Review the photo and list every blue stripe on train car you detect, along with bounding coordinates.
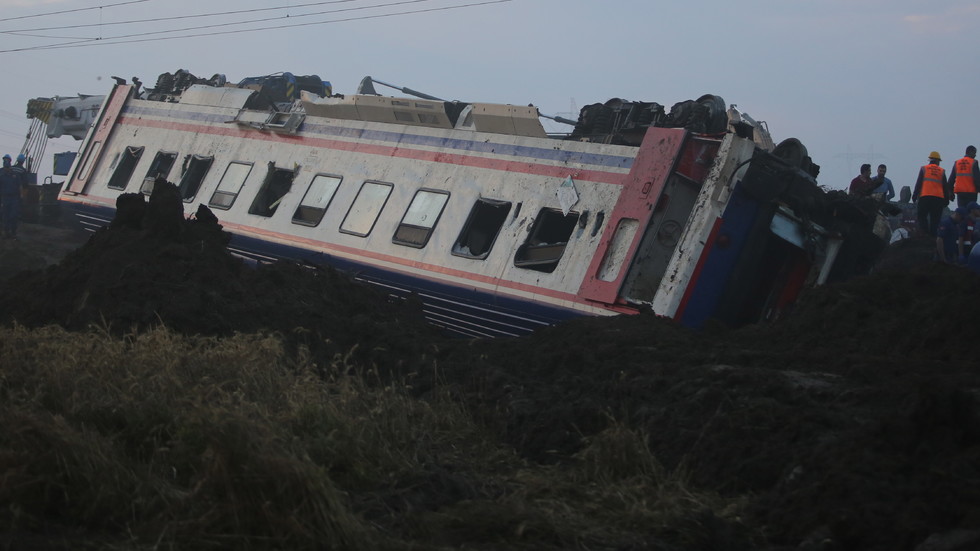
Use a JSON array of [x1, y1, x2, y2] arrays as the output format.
[[226, 232, 586, 338], [122, 105, 636, 169]]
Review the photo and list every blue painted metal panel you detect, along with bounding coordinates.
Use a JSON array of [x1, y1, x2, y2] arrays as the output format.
[[678, 185, 761, 328], [225, 232, 584, 338]]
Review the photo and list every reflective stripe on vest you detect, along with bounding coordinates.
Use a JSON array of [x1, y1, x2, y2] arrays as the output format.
[[954, 157, 977, 193], [921, 164, 946, 198]]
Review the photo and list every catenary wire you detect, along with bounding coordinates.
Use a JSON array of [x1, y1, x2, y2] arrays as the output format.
[[0, 0, 511, 53], [2, 0, 151, 23], [2, 0, 385, 33], [5, 0, 433, 40]]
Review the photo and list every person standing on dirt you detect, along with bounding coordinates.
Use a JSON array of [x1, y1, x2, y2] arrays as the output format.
[[949, 146, 980, 208], [912, 151, 950, 237], [869, 164, 895, 201], [849, 164, 874, 196], [966, 202, 980, 253], [0, 154, 25, 239], [936, 207, 968, 264], [967, 202, 980, 271]]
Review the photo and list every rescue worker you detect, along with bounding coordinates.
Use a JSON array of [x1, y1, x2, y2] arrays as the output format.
[[967, 201, 980, 252], [961, 202, 977, 262], [968, 202, 980, 272], [935, 206, 968, 264], [12, 154, 28, 187], [0, 154, 25, 239], [949, 146, 980, 208], [912, 151, 951, 237]]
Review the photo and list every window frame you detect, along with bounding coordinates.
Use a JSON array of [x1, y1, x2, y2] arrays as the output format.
[[339, 180, 393, 237], [292, 173, 343, 227], [451, 197, 512, 260], [140, 150, 179, 194], [208, 161, 253, 210], [106, 145, 145, 190], [177, 154, 215, 202], [513, 207, 580, 273], [392, 188, 450, 249], [248, 163, 296, 218]]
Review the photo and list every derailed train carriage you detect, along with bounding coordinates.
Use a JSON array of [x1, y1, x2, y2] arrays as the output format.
[[58, 70, 887, 337]]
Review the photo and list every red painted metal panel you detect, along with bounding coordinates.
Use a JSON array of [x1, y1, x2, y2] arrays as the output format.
[[65, 85, 133, 194], [674, 137, 721, 184], [577, 127, 687, 304]]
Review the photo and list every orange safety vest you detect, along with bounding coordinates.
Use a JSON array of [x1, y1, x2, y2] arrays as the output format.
[[953, 156, 977, 193], [920, 163, 946, 198]]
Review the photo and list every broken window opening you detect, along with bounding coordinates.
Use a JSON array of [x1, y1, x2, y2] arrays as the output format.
[[177, 155, 214, 201], [340, 181, 392, 237], [249, 163, 296, 218], [452, 198, 511, 259], [292, 173, 342, 227], [140, 151, 178, 194], [208, 161, 253, 210], [393, 189, 449, 248], [107, 145, 144, 190], [514, 207, 580, 273]]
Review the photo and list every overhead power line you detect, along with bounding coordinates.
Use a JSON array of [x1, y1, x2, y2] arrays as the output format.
[[0, 0, 511, 53], [0, 0, 512, 53], [2, 0, 372, 33], [7, 0, 433, 40], [2, 0, 151, 23]]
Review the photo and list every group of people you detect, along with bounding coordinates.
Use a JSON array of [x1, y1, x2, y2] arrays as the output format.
[[936, 202, 980, 265], [848, 145, 980, 266], [848, 162, 896, 202], [0, 153, 29, 239], [911, 146, 980, 266]]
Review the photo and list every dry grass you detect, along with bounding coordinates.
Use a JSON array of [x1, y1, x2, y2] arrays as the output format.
[[0, 324, 752, 550]]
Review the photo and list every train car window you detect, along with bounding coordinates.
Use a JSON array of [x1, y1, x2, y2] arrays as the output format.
[[514, 207, 579, 273], [340, 181, 392, 237], [392, 189, 449, 248], [140, 151, 178, 194], [248, 163, 296, 217], [208, 161, 253, 210], [106, 146, 144, 190], [292, 174, 342, 227], [177, 155, 214, 201], [451, 198, 511, 259]]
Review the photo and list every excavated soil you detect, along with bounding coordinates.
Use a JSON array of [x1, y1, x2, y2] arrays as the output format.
[[1, 184, 979, 550]]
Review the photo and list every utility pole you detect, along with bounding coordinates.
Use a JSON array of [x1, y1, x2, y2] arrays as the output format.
[[836, 144, 887, 169], [555, 98, 578, 122]]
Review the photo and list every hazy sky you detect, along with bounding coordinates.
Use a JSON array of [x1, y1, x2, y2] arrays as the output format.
[[0, 0, 977, 193]]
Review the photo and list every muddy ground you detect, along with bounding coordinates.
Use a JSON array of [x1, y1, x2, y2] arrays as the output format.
[[1, 187, 978, 551]]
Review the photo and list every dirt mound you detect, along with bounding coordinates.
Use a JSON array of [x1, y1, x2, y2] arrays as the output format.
[[0, 183, 440, 373], [2, 183, 979, 550], [429, 292, 980, 549]]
